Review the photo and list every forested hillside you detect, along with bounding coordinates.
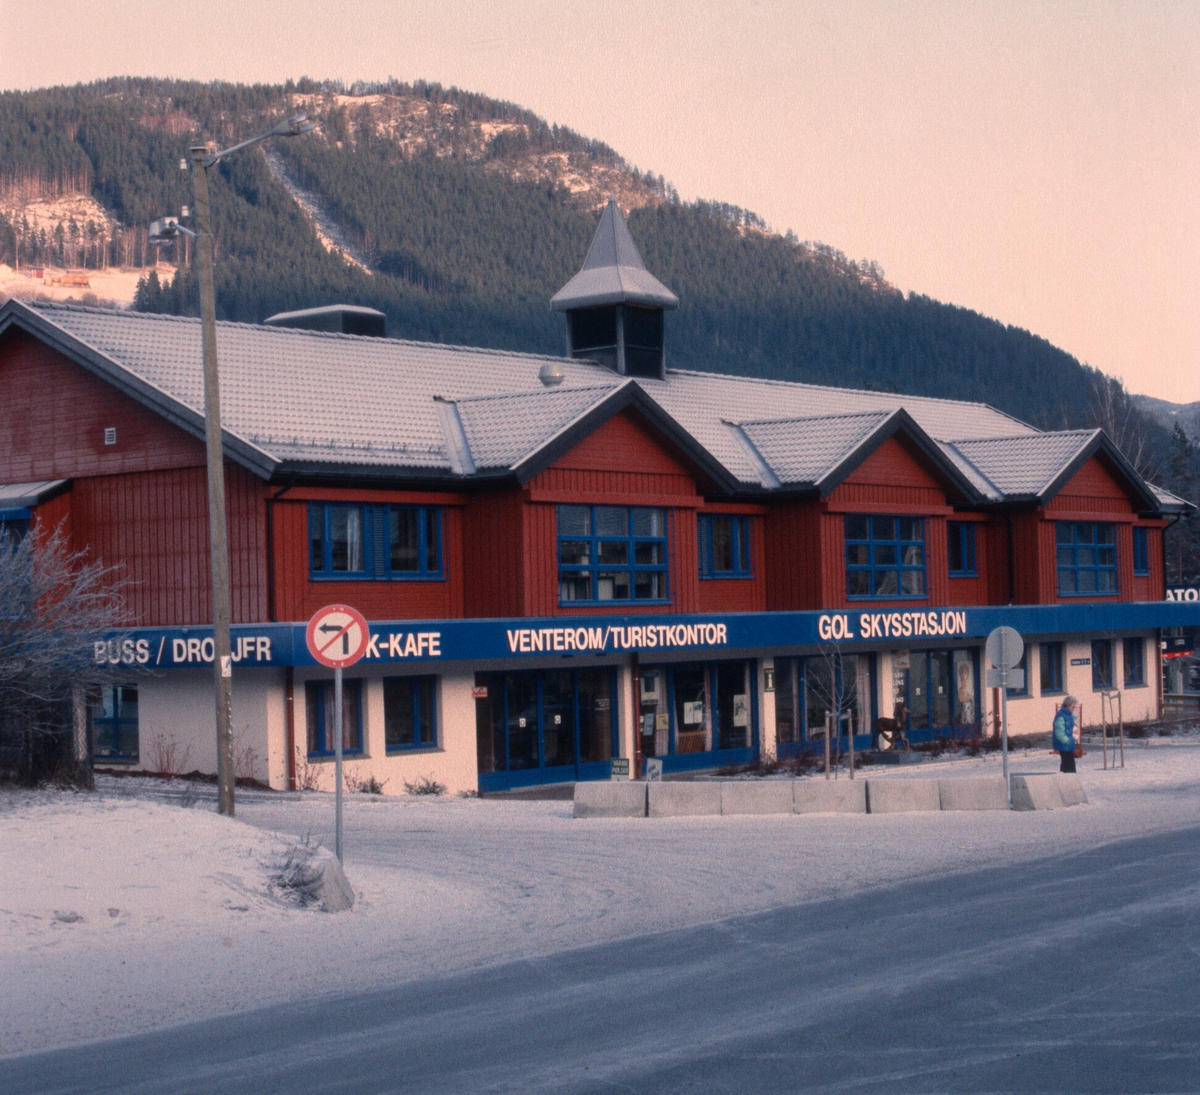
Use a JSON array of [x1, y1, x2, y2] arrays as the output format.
[[1, 77, 1197, 579]]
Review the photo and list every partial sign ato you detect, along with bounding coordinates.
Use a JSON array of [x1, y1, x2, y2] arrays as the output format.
[[305, 604, 370, 669]]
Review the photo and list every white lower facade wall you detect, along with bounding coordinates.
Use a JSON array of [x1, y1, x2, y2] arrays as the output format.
[[290, 665, 478, 796], [116, 630, 1159, 793], [999, 633, 1159, 735], [127, 668, 283, 785]]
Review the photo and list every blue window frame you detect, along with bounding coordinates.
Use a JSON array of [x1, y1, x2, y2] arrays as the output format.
[[306, 679, 363, 756], [0, 507, 29, 550], [92, 684, 139, 762], [384, 676, 438, 751], [845, 515, 926, 598], [698, 514, 752, 578], [309, 503, 442, 580], [557, 505, 668, 604], [1057, 522, 1117, 595], [947, 521, 977, 577], [1132, 526, 1149, 576], [1091, 640, 1113, 690], [1123, 638, 1145, 686], [1039, 642, 1064, 694]]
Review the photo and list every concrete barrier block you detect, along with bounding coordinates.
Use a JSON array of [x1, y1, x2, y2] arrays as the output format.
[[573, 780, 647, 819], [866, 778, 941, 814], [938, 777, 1010, 811], [1010, 774, 1065, 811], [1056, 773, 1088, 807], [647, 781, 722, 817], [792, 779, 867, 814], [721, 780, 793, 816]]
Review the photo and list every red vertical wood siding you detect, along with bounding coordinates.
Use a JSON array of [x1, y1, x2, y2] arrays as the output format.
[[68, 463, 266, 626], [1130, 524, 1165, 601], [0, 330, 206, 481], [462, 488, 526, 618], [764, 502, 824, 610], [272, 494, 465, 622]]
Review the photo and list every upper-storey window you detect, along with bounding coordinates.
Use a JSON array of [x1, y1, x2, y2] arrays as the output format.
[[1132, 526, 1150, 576], [845, 515, 926, 599], [698, 514, 752, 578], [558, 505, 668, 604], [1056, 522, 1116, 595], [947, 521, 977, 577], [309, 503, 442, 580]]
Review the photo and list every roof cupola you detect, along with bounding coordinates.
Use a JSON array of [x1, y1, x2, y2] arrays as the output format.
[[551, 197, 678, 380]]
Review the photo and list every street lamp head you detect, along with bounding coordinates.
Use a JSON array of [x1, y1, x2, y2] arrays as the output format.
[[148, 217, 180, 244], [271, 113, 316, 138]]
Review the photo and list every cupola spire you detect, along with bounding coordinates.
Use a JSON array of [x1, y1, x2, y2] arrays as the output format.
[[551, 196, 677, 379]]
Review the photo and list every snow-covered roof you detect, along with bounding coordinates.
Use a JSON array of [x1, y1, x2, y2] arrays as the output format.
[[0, 298, 1182, 512]]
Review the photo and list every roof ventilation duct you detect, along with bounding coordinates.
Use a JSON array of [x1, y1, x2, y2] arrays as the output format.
[[264, 304, 387, 338]]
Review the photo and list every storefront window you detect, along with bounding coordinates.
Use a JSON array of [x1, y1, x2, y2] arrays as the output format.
[[474, 669, 616, 784], [639, 661, 756, 763], [92, 684, 139, 762], [1123, 638, 1145, 686], [306, 679, 363, 756], [1092, 640, 1114, 690], [1039, 642, 1064, 694], [901, 649, 978, 736], [774, 655, 874, 751], [384, 676, 437, 750]]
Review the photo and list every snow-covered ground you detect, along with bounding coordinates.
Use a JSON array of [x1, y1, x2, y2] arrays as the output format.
[[3, 743, 1199, 1060]]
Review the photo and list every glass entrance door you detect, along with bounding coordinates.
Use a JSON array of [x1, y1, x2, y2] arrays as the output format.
[[903, 648, 980, 742], [475, 668, 617, 791]]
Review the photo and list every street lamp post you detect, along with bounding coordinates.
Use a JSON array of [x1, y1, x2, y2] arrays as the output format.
[[153, 114, 314, 816]]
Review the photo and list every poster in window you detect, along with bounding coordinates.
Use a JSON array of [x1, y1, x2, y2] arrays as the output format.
[[683, 701, 704, 725], [732, 694, 749, 727]]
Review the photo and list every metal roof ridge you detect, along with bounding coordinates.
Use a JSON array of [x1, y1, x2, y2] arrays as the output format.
[[721, 421, 782, 489], [948, 429, 1092, 446], [27, 300, 587, 363], [734, 408, 894, 428], [452, 382, 621, 406], [662, 366, 1039, 425]]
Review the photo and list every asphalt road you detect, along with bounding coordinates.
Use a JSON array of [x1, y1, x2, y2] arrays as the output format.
[[5, 824, 1199, 1094]]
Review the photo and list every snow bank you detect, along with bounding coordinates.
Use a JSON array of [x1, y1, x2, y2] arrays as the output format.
[[3, 744, 1199, 1059]]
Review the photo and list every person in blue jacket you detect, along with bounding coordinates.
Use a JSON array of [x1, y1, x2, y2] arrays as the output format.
[[1053, 696, 1079, 773]]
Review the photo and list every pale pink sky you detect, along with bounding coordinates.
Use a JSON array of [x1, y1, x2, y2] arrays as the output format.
[[4, 0, 1197, 401]]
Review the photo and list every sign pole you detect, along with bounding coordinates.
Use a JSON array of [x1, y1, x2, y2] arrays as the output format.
[[334, 665, 344, 864], [1000, 666, 1010, 797], [305, 603, 368, 867]]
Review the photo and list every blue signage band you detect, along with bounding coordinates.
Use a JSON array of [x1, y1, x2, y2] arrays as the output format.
[[93, 601, 1198, 670]]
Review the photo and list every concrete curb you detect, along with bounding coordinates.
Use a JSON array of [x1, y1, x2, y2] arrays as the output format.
[[1010, 773, 1088, 811], [648, 781, 722, 817], [866, 778, 941, 814], [573, 781, 648, 818], [938, 777, 1010, 811], [574, 771, 1093, 818], [793, 780, 868, 814], [722, 780, 793, 815]]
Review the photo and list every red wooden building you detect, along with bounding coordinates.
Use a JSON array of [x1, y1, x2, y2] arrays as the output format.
[[0, 199, 1189, 792]]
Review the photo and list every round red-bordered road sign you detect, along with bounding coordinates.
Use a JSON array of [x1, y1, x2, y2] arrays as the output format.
[[305, 604, 370, 668]]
